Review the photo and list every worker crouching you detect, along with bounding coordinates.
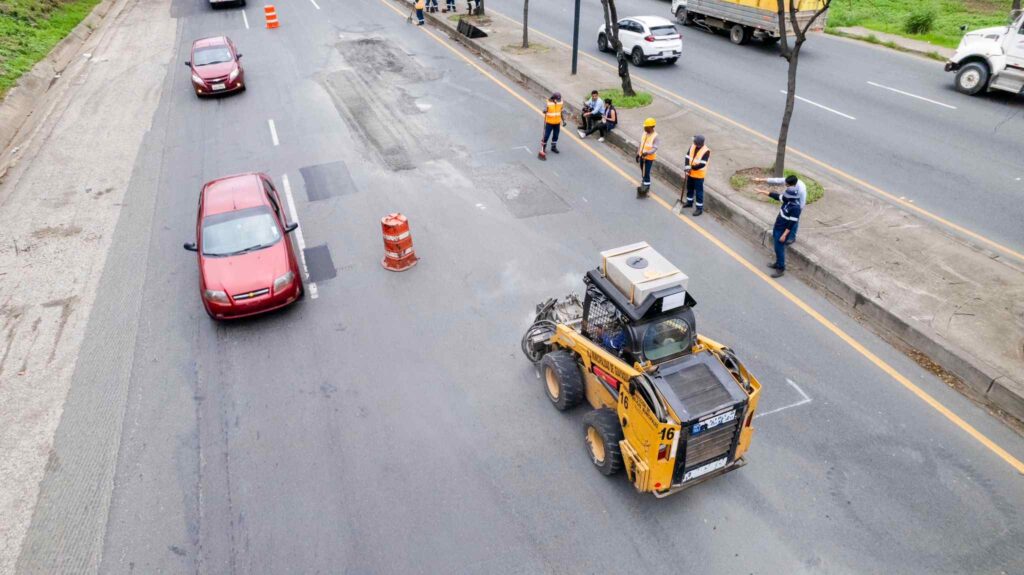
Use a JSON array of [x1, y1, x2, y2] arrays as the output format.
[[636, 118, 658, 198]]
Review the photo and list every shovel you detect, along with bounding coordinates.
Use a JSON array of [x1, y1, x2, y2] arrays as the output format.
[[406, 6, 415, 22], [673, 172, 689, 214]]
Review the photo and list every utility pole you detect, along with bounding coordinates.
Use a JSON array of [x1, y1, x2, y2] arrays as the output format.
[[571, 0, 581, 74]]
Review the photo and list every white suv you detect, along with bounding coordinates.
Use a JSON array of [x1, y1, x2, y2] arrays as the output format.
[[598, 16, 682, 66]]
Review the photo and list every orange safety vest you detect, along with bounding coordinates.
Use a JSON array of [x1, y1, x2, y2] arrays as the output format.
[[687, 144, 709, 179], [415, 0, 425, 8], [640, 130, 658, 161], [544, 100, 563, 125]]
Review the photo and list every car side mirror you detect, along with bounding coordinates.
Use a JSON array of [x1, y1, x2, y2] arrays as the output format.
[[284, 223, 298, 233], [184, 60, 191, 67], [183, 242, 198, 252], [236, 53, 243, 59]]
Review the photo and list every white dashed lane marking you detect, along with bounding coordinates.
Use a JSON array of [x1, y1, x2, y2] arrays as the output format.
[[780, 90, 856, 120], [867, 81, 957, 110], [268, 119, 279, 146]]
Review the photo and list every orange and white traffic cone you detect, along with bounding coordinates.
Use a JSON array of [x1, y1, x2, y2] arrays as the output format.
[[381, 213, 419, 271], [264, 5, 280, 28]]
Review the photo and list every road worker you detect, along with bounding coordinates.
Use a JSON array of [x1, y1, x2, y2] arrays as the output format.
[[757, 183, 802, 278], [538, 92, 567, 161], [415, 0, 425, 25], [636, 118, 658, 197], [442, 0, 456, 12], [683, 134, 710, 216]]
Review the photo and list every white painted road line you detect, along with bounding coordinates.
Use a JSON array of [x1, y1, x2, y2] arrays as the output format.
[[281, 174, 318, 300], [867, 81, 957, 110], [309, 0, 321, 9], [780, 90, 856, 120], [241, 9, 249, 29], [756, 378, 813, 419], [268, 119, 279, 146]]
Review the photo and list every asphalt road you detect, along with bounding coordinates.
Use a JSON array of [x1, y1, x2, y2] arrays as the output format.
[[15, 0, 1024, 573], [487, 0, 1024, 255]]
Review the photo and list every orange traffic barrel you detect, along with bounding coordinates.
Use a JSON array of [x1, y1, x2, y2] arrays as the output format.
[[381, 213, 418, 271], [265, 5, 280, 28]]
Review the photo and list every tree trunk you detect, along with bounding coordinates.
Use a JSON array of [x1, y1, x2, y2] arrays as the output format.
[[774, 43, 800, 177], [773, 0, 829, 176], [1014, 0, 1021, 12], [601, 0, 635, 97], [522, 0, 529, 48]]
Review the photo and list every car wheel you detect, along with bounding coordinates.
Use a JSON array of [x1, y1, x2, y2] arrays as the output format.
[[540, 350, 585, 412], [954, 62, 989, 95], [729, 24, 750, 45], [675, 6, 688, 25], [665, 57, 678, 65], [631, 47, 645, 67], [583, 408, 624, 476], [598, 33, 609, 53]]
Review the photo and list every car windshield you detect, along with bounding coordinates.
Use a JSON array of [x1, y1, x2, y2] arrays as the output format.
[[651, 25, 678, 38], [202, 206, 281, 257], [193, 46, 233, 66], [642, 317, 690, 362]]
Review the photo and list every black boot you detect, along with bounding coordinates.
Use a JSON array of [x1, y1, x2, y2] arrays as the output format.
[[683, 201, 693, 208], [771, 268, 785, 278], [692, 206, 703, 216], [551, 144, 560, 154]]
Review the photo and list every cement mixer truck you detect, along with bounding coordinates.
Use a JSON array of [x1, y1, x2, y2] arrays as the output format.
[[944, 10, 1024, 96]]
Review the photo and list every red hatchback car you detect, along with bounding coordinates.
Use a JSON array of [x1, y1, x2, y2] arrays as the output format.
[[186, 36, 245, 97], [184, 173, 303, 319]]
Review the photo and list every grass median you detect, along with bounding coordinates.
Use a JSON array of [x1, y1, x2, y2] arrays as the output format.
[[0, 0, 102, 97], [828, 0, 1012, 49]]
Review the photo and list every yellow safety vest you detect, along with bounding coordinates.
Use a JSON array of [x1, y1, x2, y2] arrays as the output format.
[[415, 0, 425, 8], [687, 144, 709, 179], [545, 101, 563, 125], [640, 130, 658, 161]]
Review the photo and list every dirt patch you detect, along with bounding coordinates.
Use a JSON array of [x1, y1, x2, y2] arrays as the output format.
[[962, 0, 1011, 15], [31, 224, 82, 239], [501, 43, 551, 55], [730, 166, 824, 204]]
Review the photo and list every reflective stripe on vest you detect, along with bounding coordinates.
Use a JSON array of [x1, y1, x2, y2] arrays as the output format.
[[640, 131, 658, 160], [687, 144, 709, 179], [545, 101, 563, 125]]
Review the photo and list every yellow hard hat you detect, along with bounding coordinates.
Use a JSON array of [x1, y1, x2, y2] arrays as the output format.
[[643, 117, 656, 128]]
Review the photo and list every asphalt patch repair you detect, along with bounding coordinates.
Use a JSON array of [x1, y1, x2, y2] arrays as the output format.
[[304, 244, 337, 283]]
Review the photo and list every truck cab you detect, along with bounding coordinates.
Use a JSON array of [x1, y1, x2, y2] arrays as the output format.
[[945, 10, 1024, 96]]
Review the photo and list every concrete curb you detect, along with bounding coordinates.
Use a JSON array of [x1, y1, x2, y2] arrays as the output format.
[[0, 0, 120, 182], [419, 5, 1023, 424]]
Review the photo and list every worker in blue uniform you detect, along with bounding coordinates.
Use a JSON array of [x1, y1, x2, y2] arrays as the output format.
[[757, 182, 802, 278]]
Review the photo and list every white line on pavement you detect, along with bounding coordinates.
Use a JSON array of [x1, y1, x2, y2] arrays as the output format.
[[309, 0, 321, 9], [281, 174, 318, 300], [867, 81, 957, 110], [780, 90, 856, 120], [756, 378, 813, 419], [241, 9, 249, 29], [268, 119, 279, 146]]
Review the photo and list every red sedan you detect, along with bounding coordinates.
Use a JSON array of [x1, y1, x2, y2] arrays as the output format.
[[184, 173, 303, 320], [186, 36, 245, 97]]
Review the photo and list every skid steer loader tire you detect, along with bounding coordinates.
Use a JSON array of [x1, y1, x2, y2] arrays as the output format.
[[540, 351, 584, 411], [583, 409, 624, 476]]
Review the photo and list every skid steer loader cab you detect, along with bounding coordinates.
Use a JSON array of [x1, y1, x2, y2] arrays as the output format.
[[523, 243, 762, 497]]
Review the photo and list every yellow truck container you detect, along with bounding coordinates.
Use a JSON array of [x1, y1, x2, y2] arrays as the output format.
[[670, 0, 829, 45]]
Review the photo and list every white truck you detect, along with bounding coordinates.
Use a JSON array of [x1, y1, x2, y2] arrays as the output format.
[[670, 0, 828, 45], [945, 11, 1024, 96]]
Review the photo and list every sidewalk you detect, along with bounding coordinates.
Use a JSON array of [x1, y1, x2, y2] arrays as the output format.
[[831, 26, 956, 60], [417, 5, 1024, 424]]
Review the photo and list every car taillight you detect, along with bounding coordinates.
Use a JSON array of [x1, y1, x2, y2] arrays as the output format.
[[644, 35, 655, 42]]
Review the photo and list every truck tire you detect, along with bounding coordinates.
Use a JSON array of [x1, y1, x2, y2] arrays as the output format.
[[729, 24, 750, 45], [631, 47, 646, 67], [675, 6, 688, 26], [955, 62, 989, 95], [598, 33, 609, 53], [540, 351, 584, 411], [583, 409, 624, 476]]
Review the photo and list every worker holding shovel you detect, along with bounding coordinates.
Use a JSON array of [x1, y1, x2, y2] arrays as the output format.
[[636, 118, 658, 198]]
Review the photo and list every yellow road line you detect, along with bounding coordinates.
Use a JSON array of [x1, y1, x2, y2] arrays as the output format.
[[376, 0, 1024, 474], [486, 8, 1024, 264]]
